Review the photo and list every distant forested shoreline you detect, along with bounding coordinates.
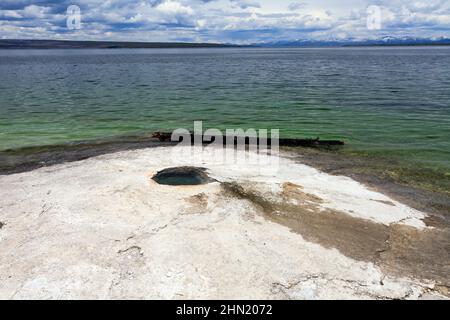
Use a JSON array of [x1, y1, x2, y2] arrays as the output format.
[[0, 39, 238, 49]]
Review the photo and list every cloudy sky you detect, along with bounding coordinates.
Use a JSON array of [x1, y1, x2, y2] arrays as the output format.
[[1, 0, 449, 43]]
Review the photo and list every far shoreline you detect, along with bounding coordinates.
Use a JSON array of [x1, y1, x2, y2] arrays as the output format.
[[0, 39, 246, 50], [1, 39, 450, 50]]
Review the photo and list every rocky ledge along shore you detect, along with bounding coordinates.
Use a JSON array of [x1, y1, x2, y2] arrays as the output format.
[[0, 146, 448, 299]]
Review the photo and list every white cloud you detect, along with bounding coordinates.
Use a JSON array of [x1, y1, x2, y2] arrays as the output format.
[[22, 5, 52, 18], [288, 2, 305, 11], [230, 0, 261, 9], [156, 1, 194, 15], [0, 10, 23, 19]]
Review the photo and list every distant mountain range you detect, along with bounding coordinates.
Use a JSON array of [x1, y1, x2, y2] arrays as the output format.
[[258, 37, 450, 47], [1, 37, 450, 49]]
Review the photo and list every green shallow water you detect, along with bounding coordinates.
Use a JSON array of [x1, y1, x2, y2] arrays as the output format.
[[0, 47, 449, 180]]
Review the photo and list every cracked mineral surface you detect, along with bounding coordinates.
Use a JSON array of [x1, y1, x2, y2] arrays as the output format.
[[0, 146, 448, 299]]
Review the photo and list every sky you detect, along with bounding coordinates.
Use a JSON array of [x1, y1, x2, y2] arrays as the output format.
[[0, 0, 449, 43]]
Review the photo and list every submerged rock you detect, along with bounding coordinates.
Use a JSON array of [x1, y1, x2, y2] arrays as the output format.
[[152, 167, 215, 186]]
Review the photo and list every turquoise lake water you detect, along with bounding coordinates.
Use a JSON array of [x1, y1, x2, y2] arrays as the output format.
[[0, 47, 449, 174]]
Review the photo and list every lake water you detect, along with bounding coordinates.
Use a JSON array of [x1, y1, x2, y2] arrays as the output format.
[[0, 47, 449, 177]]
